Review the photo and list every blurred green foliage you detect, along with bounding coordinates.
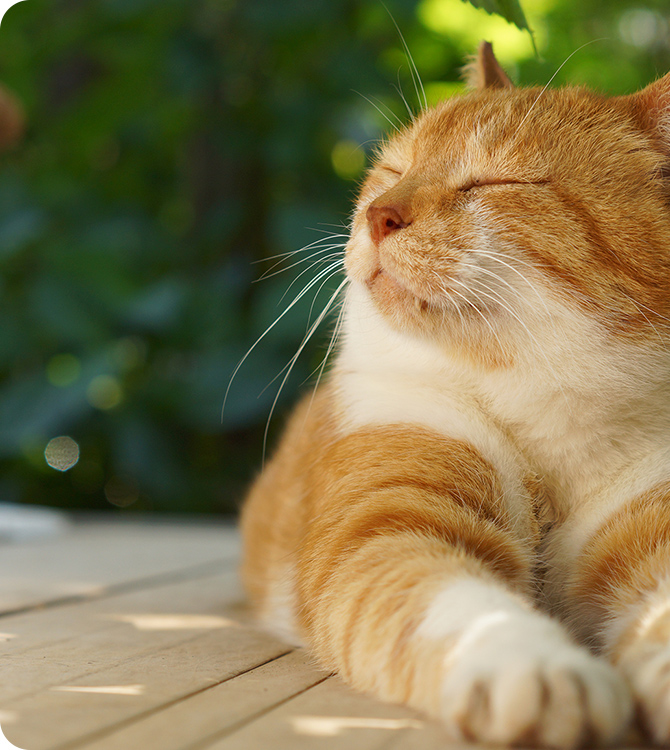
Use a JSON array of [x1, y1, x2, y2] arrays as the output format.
[[0, 0, 667, 515], [467, 1, 534, 39]]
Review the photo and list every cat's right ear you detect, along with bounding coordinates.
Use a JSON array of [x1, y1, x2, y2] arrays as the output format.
[[462, 41, 514, 91]]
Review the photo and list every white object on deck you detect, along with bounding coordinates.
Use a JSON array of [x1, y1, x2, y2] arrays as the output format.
[[0, 503, 70, 543]]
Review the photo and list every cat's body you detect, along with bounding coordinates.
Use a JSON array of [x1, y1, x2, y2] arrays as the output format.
[[241, 44, 670, 747]]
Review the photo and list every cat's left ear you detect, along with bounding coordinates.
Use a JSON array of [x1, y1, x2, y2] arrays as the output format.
[[463, 41, 515, 91]]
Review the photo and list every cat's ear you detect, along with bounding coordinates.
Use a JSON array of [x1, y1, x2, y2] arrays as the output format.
[[463, 41, 514, 91], [631, 73, 670, 138]]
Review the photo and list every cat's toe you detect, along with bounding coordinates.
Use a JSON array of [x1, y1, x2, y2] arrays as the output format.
[[440, 632, 632, 748], [539, 663, 632, 748], [620, 646, 670, 743]]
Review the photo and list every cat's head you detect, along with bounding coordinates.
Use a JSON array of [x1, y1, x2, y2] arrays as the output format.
[[344, 42, 670, 367]]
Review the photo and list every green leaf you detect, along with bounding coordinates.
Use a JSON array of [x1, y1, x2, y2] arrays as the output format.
[[463, 0, 536, 53]]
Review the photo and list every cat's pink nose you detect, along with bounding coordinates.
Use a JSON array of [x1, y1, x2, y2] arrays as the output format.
[[366, 203, 411, 246]]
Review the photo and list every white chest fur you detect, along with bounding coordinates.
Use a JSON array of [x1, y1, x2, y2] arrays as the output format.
[[334, 283, 670, 518]]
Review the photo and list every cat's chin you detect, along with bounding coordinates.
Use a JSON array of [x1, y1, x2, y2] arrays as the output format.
[[364, 269, 512, 367]]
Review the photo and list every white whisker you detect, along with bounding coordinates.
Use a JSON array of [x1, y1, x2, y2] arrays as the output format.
[[278, 254, 345, 306], [262, 277, 349, 461], [353, 90, 404, 133], [257, 266, 345, 399], [471, 248, 551, 314], [461, 277, 547, 354], [384, 4, 427, 111], [302, 292, 349, 427], [393, 75, 415, 122], [512, 39, 608, 140], [436, 275, 468, 339], [440, 281, 508, 356], [256, 233, 347, 262], [312, 223, 350, 233], [621, 292, 669, 351], [305, 262, 346, 329], [459, 261, 528, 306], [222, 261, 345, 422], [259, 247, 344, 283], [623, 295, 670, 324], [452, 275, 573, 411]]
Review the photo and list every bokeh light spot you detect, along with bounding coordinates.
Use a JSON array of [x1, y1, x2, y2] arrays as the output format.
[[110, 337, 146, 372], [45, 436, 80, 472], [104, 476, 139, 507], [331, 140, 366, 180], [619, 9, 667, 48], [87, 375, 123, 410], [47, 354, 81, 387]]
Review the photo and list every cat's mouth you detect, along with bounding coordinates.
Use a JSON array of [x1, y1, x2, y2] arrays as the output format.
[[365, 258, 496, 323], [365, 264, 430, 313]]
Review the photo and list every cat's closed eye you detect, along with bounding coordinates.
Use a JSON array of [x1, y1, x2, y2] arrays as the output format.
[[380, 165, 403, 177], [459, 177, 550, 191]]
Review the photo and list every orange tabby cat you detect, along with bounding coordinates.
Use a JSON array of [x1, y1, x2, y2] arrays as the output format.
[[240, 42, 670, 747]]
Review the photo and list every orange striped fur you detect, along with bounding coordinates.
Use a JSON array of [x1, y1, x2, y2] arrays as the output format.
[[241, 43, 670, 747]]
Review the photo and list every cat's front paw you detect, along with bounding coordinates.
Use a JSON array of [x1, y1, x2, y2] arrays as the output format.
[[619, 644, 670, 743], [436, 614, 632, 749]]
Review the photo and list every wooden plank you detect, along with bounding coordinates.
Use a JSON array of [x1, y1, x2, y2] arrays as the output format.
[[380, 723, 457, 750], [0, 520, 239, 615], [3, 604, 294, 749], [64, 649, 329, 750], [0, 519, 459, 750], [203, 675, 436, 750], [0, 519, 652, 750], [0, 570, 246, 701], [0, 563, 242, 651], [0, 571, 244, 663]]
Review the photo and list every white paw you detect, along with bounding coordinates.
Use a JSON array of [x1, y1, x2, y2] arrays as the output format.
[[440, 617, 631, 748], [620, 644, 670, 743], [420, 582, 632, 749]]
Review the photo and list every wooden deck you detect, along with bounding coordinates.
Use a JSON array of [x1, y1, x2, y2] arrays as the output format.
[[0, 516, 452, 750]]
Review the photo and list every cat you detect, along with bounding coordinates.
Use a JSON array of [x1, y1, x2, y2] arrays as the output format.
[[239, 41, 670, 748]]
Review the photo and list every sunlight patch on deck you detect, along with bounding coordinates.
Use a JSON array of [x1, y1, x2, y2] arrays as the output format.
[[108, 614, 238, 630], [51, 685, 145, 696], [290, 715, 424, 737]]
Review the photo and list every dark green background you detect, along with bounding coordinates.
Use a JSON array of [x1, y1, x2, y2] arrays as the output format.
[[1, 0, 668, 515]]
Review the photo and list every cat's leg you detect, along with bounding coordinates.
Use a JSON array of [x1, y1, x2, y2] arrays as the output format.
[[295, 425, 631, 749], [566, 484, 670, 743]]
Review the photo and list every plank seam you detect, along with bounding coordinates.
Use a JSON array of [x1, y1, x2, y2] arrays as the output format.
[[51, 649, 299, 750], [185, 675, 334, 750], [0, 558, 235, 620]]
